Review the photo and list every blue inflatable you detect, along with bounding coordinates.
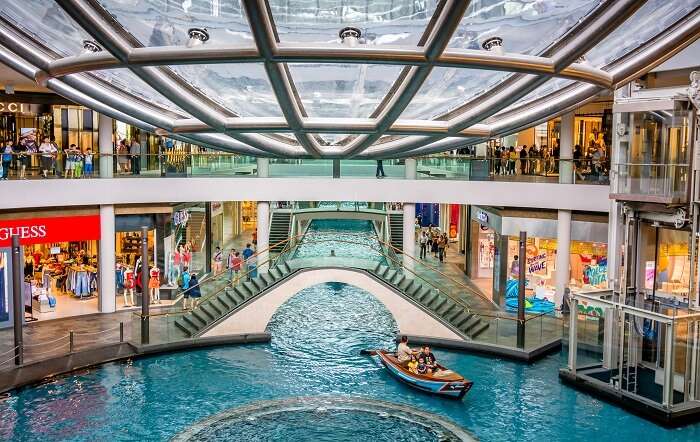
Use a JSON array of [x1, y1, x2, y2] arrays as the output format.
[[503, 279, 555, 314]]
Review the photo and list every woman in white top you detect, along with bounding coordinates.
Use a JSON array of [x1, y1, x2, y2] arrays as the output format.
[[38, 136, 57, 178]]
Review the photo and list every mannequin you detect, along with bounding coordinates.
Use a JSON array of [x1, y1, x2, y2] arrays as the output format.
[[149, 266, 161, 304], [123, 266, 135, 307], [168, 252, 179, 286]]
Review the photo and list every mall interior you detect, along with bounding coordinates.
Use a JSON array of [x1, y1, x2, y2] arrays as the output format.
[[1, 1, 700, 441]]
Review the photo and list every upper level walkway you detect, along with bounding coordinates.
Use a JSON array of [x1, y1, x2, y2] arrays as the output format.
[[1, 154, 610, 212]]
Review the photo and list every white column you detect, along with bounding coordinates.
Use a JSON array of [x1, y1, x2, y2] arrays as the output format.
[[404, 158, 416, 180], [403, 202, 416, 278], [403, 158, 417, 276], [99, 205, 116, 313], [257, 158, 270, 272], [139, 131, 148, 170], [98, 113, 113, 178], [559, 111, 574, 184], [555, 209, 571, 310]]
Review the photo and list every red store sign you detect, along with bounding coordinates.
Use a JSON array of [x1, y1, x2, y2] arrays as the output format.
[[0, 215, 101, 247]]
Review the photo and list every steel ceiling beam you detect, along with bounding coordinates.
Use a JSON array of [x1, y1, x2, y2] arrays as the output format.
[[46, 43, 612, 88], [367, 0, 649, 158], [56, 0, 300, 158], [370, 6, 700, 160], [339, 0, 471, 158], [242, 0, 322, 158]]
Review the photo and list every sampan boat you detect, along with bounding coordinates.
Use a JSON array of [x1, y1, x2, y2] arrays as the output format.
[[368, 350, 473, 399]]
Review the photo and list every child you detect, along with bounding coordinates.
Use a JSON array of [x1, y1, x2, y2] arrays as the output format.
[[83, 148, 93, 177], [417, 357, 428, 375], [407, 354, 418, 374]]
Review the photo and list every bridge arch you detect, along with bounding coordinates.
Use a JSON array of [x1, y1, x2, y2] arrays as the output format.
[[202, 268, 463, 341]]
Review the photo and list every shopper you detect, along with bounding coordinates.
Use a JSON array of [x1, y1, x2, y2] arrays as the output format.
[[375, 159, 386, 178], [180, 266, 192, 309], [83, 148, 94, 178], [438, 234, 447, 263], [188, 273, 202, 308], [419, 231, 428, 259], [117, 139, 129, 174], [38, 136, 57, 178], [15, 138, 29, 179], [519, 145, 528, 175], [213, 246, 223, 275], [508, 146, 517, 175], [130, 137, 141, 175], [64, 144, 78, 179], [1, 140, 13, 180]]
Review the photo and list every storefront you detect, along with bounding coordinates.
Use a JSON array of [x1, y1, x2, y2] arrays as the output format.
[[638, 222, 691, 306], [466, 207, 608, 305], [0, 212, 101, 324]]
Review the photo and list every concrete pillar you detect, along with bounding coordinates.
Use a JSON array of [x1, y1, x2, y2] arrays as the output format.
[[99, 205, 116, 313], [555, 209, 572, 309], [403, 202, 416, 278], [405, 158, 416, 180], [403, 158, 417, 276], [98, 113, 113, 178], [559, 111, 574, 184], [139, 131, 148, 170], [257, 158, 270, 272]]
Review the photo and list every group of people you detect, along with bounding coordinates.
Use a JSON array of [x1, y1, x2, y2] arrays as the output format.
[[396, 336, 439, 376], [418, 227, 449, 262], [490, 142, 608, 180], [0, 136, 95, 180], [116, 138, 143, 175], [213, 243, 256, 282]]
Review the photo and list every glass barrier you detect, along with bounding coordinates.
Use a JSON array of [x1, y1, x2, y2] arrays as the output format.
[[613, 163, 689, 201], [0, 152, 607, 184]]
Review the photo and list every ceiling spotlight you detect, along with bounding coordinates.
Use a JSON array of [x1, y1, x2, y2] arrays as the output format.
[[82, 40, 102, 53], [187, 28, 210, 47], [339, 26, 362, 47], [577, 55, 588, 64], [481, 37, 504, 55]]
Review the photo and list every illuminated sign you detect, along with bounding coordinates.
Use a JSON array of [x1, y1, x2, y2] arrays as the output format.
[[0, 215, 101, 247], [0, 102, 28, 113]]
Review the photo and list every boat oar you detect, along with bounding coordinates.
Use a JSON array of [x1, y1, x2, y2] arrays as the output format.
[[360, 349, 379, 356]]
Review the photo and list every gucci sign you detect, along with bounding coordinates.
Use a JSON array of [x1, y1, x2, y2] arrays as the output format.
[[0, 102, 28, 112]]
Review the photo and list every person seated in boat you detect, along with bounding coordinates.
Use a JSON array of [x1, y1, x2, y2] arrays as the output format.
[[416, 357, 429, 375], [419, 346, 438, 373], [407, 354, 418, 374], [396, 335, 415, 366]]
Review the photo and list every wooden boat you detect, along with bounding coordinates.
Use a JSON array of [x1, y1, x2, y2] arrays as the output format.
[[365, 349, 473, 399]]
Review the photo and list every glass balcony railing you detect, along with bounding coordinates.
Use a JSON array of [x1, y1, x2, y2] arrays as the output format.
[[0, 152, 607, 185], [612, 163, 689, 202]]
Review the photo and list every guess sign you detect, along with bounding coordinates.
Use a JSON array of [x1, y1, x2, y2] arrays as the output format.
[[0, 215, 101, 247]]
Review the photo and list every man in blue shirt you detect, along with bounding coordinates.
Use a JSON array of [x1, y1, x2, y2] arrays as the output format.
[[242, 244, 255, 280], [242, 243, 254, 261]]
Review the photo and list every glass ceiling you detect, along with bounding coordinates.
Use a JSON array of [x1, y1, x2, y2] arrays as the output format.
[[0, 0, 697, 158]]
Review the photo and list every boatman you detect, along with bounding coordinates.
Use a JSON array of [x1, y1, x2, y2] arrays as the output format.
[[396, 336, 414, 367]]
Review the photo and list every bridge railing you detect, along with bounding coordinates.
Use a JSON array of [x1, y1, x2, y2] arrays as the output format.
[[131, 233, 563, 350]]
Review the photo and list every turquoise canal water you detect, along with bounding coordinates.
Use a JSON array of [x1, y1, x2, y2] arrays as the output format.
[[292, 219, 387, 264], [1, 282, 699, 441]]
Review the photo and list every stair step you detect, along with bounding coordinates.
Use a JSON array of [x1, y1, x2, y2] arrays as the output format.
[[446, 306, 466, 323], [451, 311, 473, 328], [199, 303, 218, 320], [414, 288, 432, 302], [259, 272, 274, 286], [230, 287, 247, 303], [213, 294, 231, 311], [208, 298, 225, 315], [470, 321, 490, 339], [174, 319, 196, 337], [183, 314, 204, 330], [269, 267, 283, 280], [406, 283, 422, 298], [460, 316, 482, 333], [223, 289, 240, 306], [193, 308, 212, 324], [391, 273, 405, 287], [398, 278, 413, 291], [421, 291, 439, 308], [437, 301, 457, 317], [250, 278, 264, 291], [430, 295, 448, 312], [383, 269, 397, 281]]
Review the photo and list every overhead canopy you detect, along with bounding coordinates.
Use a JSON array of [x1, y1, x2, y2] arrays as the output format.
[[0, 0, 698, 158]]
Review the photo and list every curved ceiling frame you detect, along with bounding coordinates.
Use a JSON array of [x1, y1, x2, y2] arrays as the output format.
[[370, 6, 700, 159], [0, 32, 272, 156], [0, 1, 697, 158], [56, 0, 304, 157]]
